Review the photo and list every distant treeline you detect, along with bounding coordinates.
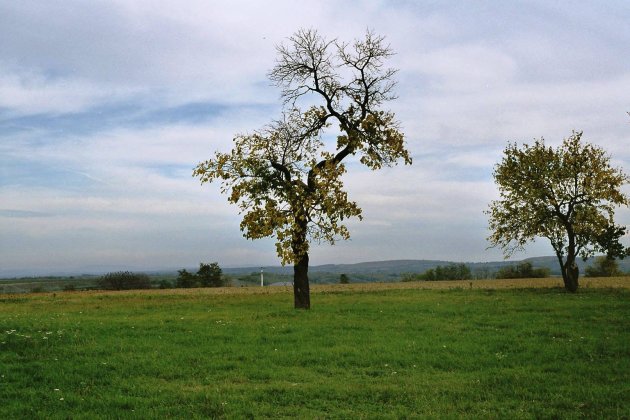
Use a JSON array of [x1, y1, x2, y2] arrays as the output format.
[[402, 263, 473, 281], [2, 257, 627, 294], [402, 261, 549, 282], [494, 262, 549, 279]]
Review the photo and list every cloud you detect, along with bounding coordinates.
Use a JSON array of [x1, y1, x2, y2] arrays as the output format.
[[0, 69, 133, 116], [0, 209, 52, 218], [1, 1, 629, 274]]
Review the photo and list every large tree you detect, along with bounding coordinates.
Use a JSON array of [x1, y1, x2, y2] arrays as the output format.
[[194, 29, 410, 308], [486, 131, 629, 292]]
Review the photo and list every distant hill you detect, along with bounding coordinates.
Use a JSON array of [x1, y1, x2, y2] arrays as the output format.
[[224, 256, 630, 283], [3, 256, 628, 283]]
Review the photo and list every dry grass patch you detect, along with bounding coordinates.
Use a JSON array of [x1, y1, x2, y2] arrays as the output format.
[[316, 276, 630, 292]]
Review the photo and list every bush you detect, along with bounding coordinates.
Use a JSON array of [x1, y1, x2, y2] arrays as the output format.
[[585, 256, 623, 277], [424, 264, 472, 281], [401, 273, 418, 282], [495, 262, 549, 279], [176, 269, 197, 288], [339, 274, 350, 284], [402, 264, 472, 282], [98, 271, 152, 290], [157, 279, 173, 289]]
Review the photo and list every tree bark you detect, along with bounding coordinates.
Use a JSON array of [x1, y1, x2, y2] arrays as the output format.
[[563, 258, 579, 292], [560, 226, 580, 292], [553, 246, 579, 292], [293, 251, 310, 309]]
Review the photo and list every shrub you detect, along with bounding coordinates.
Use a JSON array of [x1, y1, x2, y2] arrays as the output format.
[[425, 264, 472, 281], [402, 264, 472, 282], [401, 273, 418, 282], [176, 269, 197, 288], [157, 279, 173, 289], [98, 271, 152, 290], [495, 262, 549, 279], [585, 256, 623, 277]]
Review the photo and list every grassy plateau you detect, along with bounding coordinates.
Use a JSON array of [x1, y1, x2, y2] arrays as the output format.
[[1, 279, 629, 418]]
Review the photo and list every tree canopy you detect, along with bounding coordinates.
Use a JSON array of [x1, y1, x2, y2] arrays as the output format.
[[194, 29, 410, 308], [486, 131, 629, 291]]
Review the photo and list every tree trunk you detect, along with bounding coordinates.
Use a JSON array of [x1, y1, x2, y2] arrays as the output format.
[[293, 251, 310, 309], [559, 226, 580, 292], [562, 258, 579, 292], [553, 246, 579, 292]]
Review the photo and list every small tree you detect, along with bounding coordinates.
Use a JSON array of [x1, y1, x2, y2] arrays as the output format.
[[585, 256, 623, 277], [339, 274, 350, 284], [176, 263, 227, 288], [197, 262, 224, 287], [487, 131, 629, 292], [176, 269, 197, 288], [195, 29, 410, 308]]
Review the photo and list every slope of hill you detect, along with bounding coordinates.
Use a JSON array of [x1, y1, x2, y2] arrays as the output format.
[[3, 256, 628, 285], [225, 256, 630, 284]]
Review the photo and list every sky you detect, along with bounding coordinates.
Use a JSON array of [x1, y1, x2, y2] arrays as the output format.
[[1, 1, 629, 276]]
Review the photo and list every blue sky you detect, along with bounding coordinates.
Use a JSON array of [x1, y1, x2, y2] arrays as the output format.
[[1, 0, 629, 276]]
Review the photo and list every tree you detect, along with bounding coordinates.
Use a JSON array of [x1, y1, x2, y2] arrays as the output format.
[[486, 131, 629, 292], [197, 262, 224, 287], [176, 269, 197, 288], [195, 29, 411, 308], [585, 256, 623, 277], [339, 274, 350, 284], [176, 262, 227, 288]]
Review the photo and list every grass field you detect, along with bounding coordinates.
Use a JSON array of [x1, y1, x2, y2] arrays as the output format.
[[1, 279, 629, 418]]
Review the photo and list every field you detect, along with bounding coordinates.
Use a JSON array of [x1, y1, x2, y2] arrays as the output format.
[[1, 279, 629, 418]]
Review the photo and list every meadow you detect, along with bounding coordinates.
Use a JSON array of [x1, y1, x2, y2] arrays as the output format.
[[1, 279, 629, 418]]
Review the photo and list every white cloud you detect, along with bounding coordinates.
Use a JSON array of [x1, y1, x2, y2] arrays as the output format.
[[0, 68, 136, 115]]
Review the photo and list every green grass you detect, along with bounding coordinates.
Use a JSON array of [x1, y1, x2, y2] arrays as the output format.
[[1, 287, 629, 418]]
